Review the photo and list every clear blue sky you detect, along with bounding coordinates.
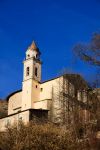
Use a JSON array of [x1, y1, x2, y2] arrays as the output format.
[[0, 0, 100, 98]]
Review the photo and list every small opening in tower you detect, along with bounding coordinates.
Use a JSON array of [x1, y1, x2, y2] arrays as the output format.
[[36, 85, 37, 88], [26, 67, 30, 76], [41, 88, 43, 92], [27, 54, 30, 58], [35, 67, 38, 77]]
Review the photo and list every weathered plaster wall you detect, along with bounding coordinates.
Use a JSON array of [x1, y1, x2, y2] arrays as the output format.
[[0, 110, 29, 131], [8, 91, 22, 115]]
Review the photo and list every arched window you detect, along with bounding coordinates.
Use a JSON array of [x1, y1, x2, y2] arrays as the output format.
[[27, 54, 30, 58], [35, 67, 38, 77], [26, 67, 30, 76], [36, 54, 38, 58]]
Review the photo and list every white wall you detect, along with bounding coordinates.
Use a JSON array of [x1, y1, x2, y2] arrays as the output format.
[[0, 110, 29, 131]]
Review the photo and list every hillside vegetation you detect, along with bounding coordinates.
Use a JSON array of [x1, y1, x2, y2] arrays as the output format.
[[0, 122, 96, 150], [0, 100, 8, 118]]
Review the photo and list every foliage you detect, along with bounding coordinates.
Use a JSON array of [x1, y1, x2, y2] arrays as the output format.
[[0, 121, 96, 150]]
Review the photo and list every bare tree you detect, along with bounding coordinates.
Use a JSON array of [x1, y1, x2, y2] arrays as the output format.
[[0, 121, 84, 150], [51, 72, 99, 147], [73, 33, 100, 112], [73, 33, 100, 88], [73, 33, 100, 66]]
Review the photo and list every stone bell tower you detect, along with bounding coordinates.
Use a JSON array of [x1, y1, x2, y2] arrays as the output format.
[[22, 41, 42, 111]]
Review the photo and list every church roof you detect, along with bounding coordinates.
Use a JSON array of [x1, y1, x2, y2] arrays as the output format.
[[6, 89, 22, 101], [28, 41, 41, 54], [29, 41, 37, 50], [42, 74, 88, 90]]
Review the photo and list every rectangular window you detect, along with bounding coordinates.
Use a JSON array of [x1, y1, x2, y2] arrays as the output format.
[[35, 67, 38, 77], [41, 88, 43, 92], [26, 67, 30, 76]]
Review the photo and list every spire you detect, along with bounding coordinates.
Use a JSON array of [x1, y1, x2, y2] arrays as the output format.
[[28, 41, 41, 55], [28, 41, 37, 50], [27, 41, 41, 56]]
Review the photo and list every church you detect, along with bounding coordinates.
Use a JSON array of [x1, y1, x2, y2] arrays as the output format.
[[0, 42, 97, 131]]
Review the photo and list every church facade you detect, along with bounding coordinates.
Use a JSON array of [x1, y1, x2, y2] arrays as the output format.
[[0, 42, 97, 131]]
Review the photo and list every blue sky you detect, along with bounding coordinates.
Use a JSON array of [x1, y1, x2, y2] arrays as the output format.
[[0, 0, 100, 98]]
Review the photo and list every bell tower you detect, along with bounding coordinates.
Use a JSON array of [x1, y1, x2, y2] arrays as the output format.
[[22, 41, 42, 111]]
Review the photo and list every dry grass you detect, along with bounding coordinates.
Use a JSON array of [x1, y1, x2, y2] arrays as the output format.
[[0, 122, 78, 150], [0, 121, 99, 150]]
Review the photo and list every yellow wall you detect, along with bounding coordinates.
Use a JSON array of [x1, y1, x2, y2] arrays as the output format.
[[40, 77, 64, 101], [22, 79, 40, 111], [8, 91, 22, 115], [22, 79, 32, 110]]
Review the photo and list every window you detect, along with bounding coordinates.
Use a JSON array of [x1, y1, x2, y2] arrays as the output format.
[[27, 54, 30, 58], [35, 67, 38, 77], [36, 85, 37, 88], [26, 67, 30, 76], [41, 88, 43, 92]]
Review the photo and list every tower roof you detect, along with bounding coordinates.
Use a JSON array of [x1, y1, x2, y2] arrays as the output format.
[[29, 41, 37, 50], [28, 41, 41, 54]]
